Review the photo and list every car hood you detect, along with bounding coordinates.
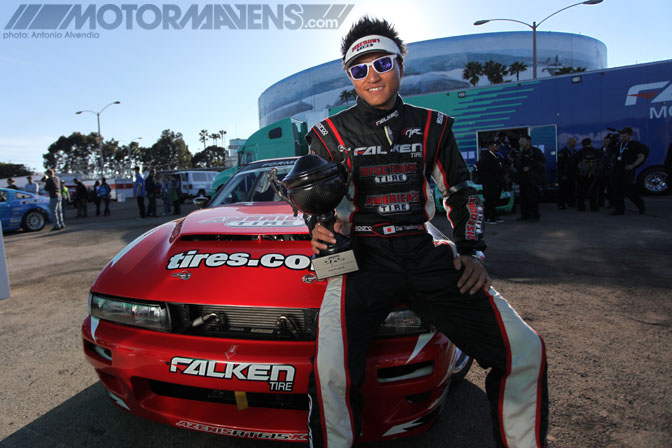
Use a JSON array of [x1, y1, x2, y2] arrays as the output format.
[[91, 202, 324, 308], [176, 202, 307, 236]]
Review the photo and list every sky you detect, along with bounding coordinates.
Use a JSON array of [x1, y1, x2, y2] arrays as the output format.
[[1, 0, 670, 173]]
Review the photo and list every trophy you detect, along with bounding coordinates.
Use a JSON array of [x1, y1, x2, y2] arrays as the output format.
[[270, 152, 358, 279]]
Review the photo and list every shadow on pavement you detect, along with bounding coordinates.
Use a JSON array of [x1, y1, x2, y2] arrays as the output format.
[[0, 380, 494, 448]]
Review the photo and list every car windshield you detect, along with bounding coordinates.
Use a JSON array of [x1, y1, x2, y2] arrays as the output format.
[[209, 162, 294, 206]]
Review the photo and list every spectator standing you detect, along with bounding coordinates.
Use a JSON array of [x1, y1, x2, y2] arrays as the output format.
[[610, 126, 647, 215], [515, 135, 546, 222], [44, 169, 65, 231], [92, 180, 102, 216], [575, 138, 603, 212], [6, 178, 19, 190], [133, 166, 146, 219], [98, 177, 111, 216], [598, 134, 615, 208], [169, 175, 180, 215], [23, 176, 39, 194], [74, 179, 88, 218], [557, 137, 577, 209], [476, 140, 507, 224], [60, 181, 69, 210], [161, 176, 172, 216], [145, 169, 157, 217]]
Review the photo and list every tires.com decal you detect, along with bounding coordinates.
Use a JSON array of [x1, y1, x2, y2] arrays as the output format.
[[169, 356, 295, 391], [198, 215, 305, 227], [176, 420, 308, 441], [166, 250, 312, 270]]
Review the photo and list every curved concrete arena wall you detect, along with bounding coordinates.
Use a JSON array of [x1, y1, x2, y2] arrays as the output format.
[[258, 31, 607, 127]]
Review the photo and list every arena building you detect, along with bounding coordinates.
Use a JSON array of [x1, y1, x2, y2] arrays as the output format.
[[258, 31, 607, 127]]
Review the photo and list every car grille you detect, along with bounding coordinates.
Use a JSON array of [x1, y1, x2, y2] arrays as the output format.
[[170, 304, 318, 341], [148, 379, 309, 410]]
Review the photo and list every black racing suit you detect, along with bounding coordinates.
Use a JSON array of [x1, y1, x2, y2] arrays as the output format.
[[306, 96, 548, 448]]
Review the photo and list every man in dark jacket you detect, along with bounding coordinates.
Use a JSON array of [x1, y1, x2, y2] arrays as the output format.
[[610, 126, 647, 215], [477, 140, 507, 223], [305, 17, 548, 448], [575, 138, 603, 211], [556, 137, 577, 209], [145, 169, 157, 217], [6, 178, 19, 190], [515, 135, 546, 222], [74, 178, 88, 218]]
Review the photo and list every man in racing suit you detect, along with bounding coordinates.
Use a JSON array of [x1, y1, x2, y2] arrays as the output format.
[[305, 18, 548, 448]]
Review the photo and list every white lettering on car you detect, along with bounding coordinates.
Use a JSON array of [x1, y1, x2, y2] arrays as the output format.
[[166, 251, 313, 271], [175, 421, 308, 441], [169, 357, 296, 391]]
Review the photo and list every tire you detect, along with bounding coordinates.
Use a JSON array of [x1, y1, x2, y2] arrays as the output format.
[[449, 348, 473, 385], [21, 210, 46, 232], [638, 166, 670, 195]]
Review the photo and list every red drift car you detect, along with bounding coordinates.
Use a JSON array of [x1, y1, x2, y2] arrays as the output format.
[[82, 157, 472, 443]]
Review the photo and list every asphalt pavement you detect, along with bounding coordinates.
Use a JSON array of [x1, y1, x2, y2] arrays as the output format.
[[0, 195, 670, 448]]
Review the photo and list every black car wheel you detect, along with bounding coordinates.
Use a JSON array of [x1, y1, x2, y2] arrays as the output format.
[[638, 166, 669, 195], [21, 210, 46, 232]]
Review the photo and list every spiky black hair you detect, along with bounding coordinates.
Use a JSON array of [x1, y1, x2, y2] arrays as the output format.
[[341, 16, 407, 62]]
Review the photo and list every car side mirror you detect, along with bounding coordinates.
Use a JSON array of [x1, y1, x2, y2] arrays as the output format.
[[193, 196, 209, 209]]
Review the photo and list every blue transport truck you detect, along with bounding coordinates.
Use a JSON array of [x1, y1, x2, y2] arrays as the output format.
[[401, 59, 672, 197], [214, 60, 671, 203]]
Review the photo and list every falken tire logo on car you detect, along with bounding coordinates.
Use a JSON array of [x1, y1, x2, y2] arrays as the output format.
[[166, 251, 312, 270], [168, 356, 296, 391], [175, 421, 308, 441]]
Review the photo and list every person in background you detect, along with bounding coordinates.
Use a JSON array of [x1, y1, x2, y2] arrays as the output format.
[[598, 134, 615, 208], [610, 126, 647, 216], [477, 140, 507, 224], [515, 135, 546, 222], [92, 180, 102, 216], [98, 177, 111, 216], [556, 137, 577, 209], [44, 169, 65, 231], [145, 169, 157, 217], [60, 181, 69, 210], [133, 166, 146, 219], [23, 176, 39, 194], [161, 175, 172, 216], [74, 178, 88, 218], [575, 138, 603, 212], [6, 178, 19, 190], [169, 175, 180, 215]]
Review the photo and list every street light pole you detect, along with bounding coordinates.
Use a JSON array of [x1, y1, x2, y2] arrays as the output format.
[[76, 100, 120, 177], [474, 0, 602, 79]]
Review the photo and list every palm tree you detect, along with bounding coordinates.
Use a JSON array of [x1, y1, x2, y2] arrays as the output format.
[[199, 129, 209, 150], [219, 129, 226, 148], [210, 133, 220, 147], [508, 61, 528, 81], [462, 61, 483, 87], [339, 89, 352, 105], [483, 60, 508, 85]]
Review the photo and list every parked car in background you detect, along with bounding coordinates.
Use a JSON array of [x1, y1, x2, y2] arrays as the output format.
[[82, 157, 472, 443], [0, 187, 51, 232], [173, 170, 219, 200]]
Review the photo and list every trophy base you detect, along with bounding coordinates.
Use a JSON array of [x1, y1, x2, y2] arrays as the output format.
[[312, 249, 359, 280]]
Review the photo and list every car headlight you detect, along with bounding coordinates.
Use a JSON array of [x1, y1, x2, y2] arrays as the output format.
[[376, 309, 432, 337], [89, 293, 171, 332]]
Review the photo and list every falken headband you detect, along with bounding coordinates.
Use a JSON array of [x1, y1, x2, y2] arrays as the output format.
[[343, 34, 401, 69]]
